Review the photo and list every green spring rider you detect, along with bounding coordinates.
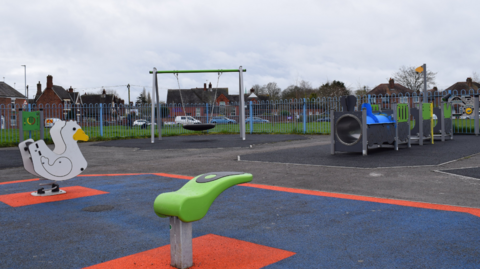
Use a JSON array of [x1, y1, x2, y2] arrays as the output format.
[[153, 172, 253, 269]]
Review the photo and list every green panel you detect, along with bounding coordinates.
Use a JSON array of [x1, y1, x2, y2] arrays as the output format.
[[150, 69, 247, 74], [371, 104, 380, 112], [22, 111, 40, 131], [444, 103, 452, 118], [153, 173, 253, 222], [422, 103, 431, 120], [396, 104, 409, 123]]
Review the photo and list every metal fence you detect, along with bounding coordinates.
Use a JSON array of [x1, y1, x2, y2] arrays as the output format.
[[1, 89, 479, 144]]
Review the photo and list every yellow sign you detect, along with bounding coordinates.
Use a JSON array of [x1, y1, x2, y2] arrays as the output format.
[[466, 107, 473, 115], [415, 66, 424, 73]]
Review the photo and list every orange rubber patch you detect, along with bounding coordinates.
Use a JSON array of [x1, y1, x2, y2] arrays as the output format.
[[85, 234, 295, 269], [240, 183, 480, 218], [0, 178, 40, 185], [0, 186, 108, 207]]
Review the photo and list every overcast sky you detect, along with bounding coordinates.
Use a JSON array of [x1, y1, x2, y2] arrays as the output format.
[[1, 0, 478, 102]]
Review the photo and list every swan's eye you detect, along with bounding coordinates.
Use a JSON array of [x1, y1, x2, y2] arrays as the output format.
[[73, 127, 76, 131]]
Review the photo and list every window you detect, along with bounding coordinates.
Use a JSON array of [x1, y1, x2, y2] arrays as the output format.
[[413, 96, 419, 103], [370, 96, 376, 103], [400, 97, 408, 104], [196, 108, 201, 117], [382, 97, 388, 103], [309, 112, 312, 115], [219, 101, 226, 115], [230, 107, 236, 116], [10, 114, 16, 126], [10, 98, 15, 111]]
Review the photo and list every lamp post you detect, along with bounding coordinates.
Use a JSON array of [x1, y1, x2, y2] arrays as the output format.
[[127, 84, 130, 113], [21, 65, 26, 98]]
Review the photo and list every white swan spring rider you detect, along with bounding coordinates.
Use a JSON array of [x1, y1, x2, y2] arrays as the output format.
[[18, 120, 89, 196]]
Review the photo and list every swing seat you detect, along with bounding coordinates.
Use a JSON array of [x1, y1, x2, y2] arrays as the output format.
[[182, 123, 216, 131]]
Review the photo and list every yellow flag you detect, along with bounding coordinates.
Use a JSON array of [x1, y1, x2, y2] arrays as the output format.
[[415, 66, 424, 73]]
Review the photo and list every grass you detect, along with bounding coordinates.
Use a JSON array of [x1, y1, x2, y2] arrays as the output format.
[[0, 119, 476, 147]]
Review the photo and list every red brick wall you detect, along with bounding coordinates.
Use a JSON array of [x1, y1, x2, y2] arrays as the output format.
[[0, 97, 27, 128]]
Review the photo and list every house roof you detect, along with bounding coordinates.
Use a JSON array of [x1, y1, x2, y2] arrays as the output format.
[[166, 88, 230, 104], [81, 94, 121, 105], [445, 81, 480, 92], [52, 85, 74, 101], [0, 82, 26, 99], [368, 80, 414, 96]]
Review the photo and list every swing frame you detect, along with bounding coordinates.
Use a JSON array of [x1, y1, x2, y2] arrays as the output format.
[[148, 67, 247, 143]]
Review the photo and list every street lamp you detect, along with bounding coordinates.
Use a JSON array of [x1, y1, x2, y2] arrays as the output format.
[[21, 65, 26, 98]]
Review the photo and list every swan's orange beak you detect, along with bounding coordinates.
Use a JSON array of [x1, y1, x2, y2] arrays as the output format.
[[73, 129, 89, 141]]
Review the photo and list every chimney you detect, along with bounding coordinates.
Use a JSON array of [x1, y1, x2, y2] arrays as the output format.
[[250, 88, 255, 94], [432, 87, 438, 92], [102, 89, 106, 98], [467, 77, 473, 88], [36, 81, 42, 98], [208, 82, 212, 90], [46, 75, 53, 89], [388, 78, 394, 89], [68, 86, 74, 93], [204, 83, 207, 91]]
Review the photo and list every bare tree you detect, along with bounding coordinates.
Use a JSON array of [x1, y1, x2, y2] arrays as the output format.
[[297, 80, 313, 99], [281, 85, 298, 100], [317, 80, 350, 98], [147, 92, 152, 104], [265, 82, 281, 101], [393, 66, 437, 93], [472, 71, 480, 83], [354, 84, 370, 96], [251, 84, 267, 95]]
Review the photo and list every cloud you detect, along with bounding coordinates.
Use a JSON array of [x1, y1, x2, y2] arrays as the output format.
[[1, 0, 479, 102]]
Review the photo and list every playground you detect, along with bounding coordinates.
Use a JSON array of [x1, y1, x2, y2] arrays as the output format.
[[1, 68, 480, 268], [2, 132, 480, 268]]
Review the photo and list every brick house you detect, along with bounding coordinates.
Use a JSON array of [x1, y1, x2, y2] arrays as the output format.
[[166, 83, 243, 118], [444, 77, 480, 93], [34, 75, 82, 120], [0, 82, 27, 128], [80, 89, 125, 122], [367, 78, 415, 108]]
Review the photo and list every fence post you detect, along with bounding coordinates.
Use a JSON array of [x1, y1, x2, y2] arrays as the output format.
[[249, 101, 253, 134], [19, 108, 23, 142], [28, 103, 32, 139], [206, 103, 209, 123], [303, 98, 306, 134], [475, 95, 479, 136], [100, 104, 103, 137], [39, 108, 44, 140]]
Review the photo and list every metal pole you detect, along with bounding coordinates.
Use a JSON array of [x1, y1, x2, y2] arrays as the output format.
[[250, 101, 253, 134], [150, 69, 246, 74], [39, 109, 44, 140], [475, 95, 479, 136], [155, 73, 162, 140], [99, 104, 103, 137], [21, 65, 26, 98], [151, 68, 157, 143], [423, 64, 427, 104], [127, 84, 130, 107], [19, 108, 23, 142], [239, 66, 245, 140]]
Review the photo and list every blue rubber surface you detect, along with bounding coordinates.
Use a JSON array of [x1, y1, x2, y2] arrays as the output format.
[[1, 175, 479, 268]]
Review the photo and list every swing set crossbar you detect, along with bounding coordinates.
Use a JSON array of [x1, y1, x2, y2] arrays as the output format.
[[149, 69, 246, 74]]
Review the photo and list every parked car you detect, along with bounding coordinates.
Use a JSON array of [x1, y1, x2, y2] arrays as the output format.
[[140, 120, 158, 129], [45, 118, 61, 128], [133, 119, 147, 126], [175, 116, 201, 125], [316, 117, 331, 122], [245, 117, 269, 124], [210, 116, 236, 124]]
